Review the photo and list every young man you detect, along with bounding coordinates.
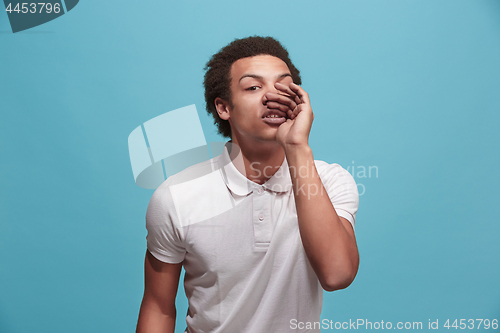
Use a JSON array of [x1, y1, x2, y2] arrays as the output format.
[[136, 36, 359, 333]]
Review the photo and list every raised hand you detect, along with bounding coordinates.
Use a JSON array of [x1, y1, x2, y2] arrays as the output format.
[[264, 82, 314, 149]]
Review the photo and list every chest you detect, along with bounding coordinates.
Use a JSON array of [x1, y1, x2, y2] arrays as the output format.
[[180, 193, 299, 275]]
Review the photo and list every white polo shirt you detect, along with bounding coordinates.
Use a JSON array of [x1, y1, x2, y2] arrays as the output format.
[[146, 143, 359, 332]]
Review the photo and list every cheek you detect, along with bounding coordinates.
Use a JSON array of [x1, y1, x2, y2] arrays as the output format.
[[233, 95, 262, 112]]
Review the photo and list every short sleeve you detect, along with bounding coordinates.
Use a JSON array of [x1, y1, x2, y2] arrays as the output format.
[[316, 161, 359, 229], [145, 185, 186, 264]]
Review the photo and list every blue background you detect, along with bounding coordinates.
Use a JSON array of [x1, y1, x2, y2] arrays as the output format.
[[1, 0, 499, 332]]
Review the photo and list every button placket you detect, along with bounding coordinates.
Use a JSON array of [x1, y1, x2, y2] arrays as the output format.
[[252, 189, 272, 247]]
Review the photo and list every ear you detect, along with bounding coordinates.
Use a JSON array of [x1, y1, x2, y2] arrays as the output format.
[[215, 97, 231, 121]]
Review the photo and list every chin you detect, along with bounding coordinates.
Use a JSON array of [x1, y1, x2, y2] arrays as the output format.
[[257, 131, 279, 143]]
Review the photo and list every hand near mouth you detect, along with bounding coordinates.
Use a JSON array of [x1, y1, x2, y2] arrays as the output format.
[[263, 89, 298, 119], [265, 82, 314, 149]]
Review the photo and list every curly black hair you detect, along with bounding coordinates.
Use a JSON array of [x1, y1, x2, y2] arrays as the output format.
[[204, 36, 302, 138]]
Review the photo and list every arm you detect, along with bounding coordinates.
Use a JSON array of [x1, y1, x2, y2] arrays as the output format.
[[136, 250, 182, 333], [272, 82, 359, 291], [286, 145, 359, 291]]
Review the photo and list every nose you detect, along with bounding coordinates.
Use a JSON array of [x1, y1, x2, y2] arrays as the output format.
[[262, 83, 280, 105], [268, 82, 281, 94]]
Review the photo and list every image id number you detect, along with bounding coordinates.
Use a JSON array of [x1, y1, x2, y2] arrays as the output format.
[[444, 319, 498, 330], [5, 3, 61, 14]]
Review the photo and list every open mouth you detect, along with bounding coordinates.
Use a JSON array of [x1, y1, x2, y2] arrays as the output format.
[[263, 113, 287, 125]]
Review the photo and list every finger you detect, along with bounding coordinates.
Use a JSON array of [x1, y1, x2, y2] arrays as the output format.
[[291, 105, 300, 119], [275, 82, 302, 105], [275, 82, 301, 105], [266, 101, 293, 115], [264, 92, 297, 110], [291, 103, 308, 120], [288, 82, 310, 105], [266, 106, 292, 120]]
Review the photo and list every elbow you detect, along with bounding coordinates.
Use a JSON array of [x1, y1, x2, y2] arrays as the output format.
[[321, 277, 353, 292], [320, 267, 357, 292]]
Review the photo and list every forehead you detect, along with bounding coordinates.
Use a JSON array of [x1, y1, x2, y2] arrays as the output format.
[[230, 55, 290, 81]]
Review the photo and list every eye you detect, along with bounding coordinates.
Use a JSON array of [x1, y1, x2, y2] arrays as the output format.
[[245, 86, 260, 91]]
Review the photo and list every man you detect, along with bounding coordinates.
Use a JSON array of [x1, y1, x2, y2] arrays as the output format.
[[136, 36, 359, 332]]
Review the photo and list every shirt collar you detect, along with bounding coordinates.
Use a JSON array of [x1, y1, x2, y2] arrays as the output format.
[[217, 142, 292, 196]]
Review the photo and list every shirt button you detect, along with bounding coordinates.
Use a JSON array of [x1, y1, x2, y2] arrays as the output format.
[[258, 214, 264, 221], [258, 187, 264, 194]]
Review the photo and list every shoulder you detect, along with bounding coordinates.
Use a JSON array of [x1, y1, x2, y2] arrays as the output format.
[[149, 155, 233, 227], [314, 160, 359, 226], [314, 160, 355, 185], [148, 157, 218, 214], [154, 155, 220, 194]]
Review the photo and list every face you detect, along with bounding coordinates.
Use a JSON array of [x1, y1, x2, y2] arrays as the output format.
[[216, 55, 294, 146]]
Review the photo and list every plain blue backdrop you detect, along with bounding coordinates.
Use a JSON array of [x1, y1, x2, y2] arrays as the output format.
[[1, 0, 499, 332]]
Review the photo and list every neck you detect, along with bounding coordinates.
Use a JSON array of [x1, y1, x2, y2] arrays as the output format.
[[228, 137, 285, 185]]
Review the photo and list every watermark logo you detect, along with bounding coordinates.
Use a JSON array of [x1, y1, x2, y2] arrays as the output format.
[[3, 0, 79, 33]]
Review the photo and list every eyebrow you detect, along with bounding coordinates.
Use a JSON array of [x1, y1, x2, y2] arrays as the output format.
[[238, 73, 292, 82]]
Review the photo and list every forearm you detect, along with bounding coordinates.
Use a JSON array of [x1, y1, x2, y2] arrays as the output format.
[[136, 295, 176, 333], [285, 144, 359, 291]]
